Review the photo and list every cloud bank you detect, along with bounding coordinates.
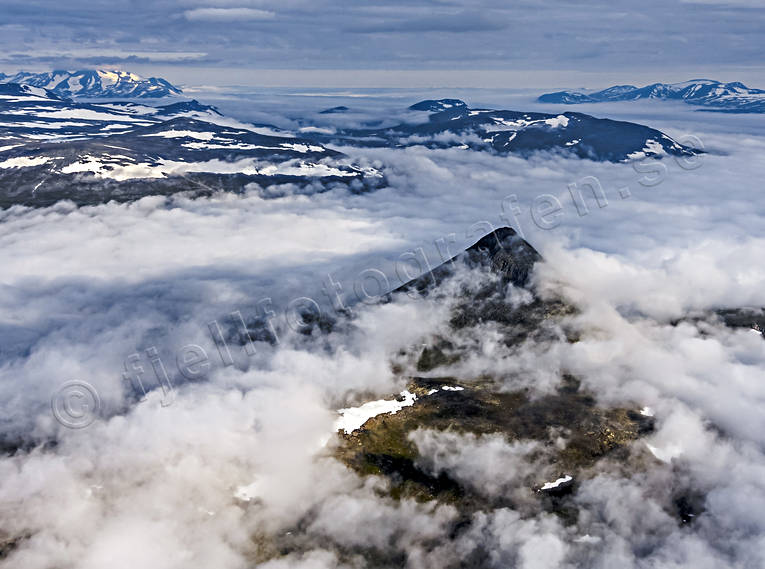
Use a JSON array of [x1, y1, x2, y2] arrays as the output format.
[[0, 94, 764, 567]]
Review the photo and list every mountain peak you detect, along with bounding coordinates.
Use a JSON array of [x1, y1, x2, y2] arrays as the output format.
[[0, 69, 182, 99], [538, 79, 765, 113], [319, 105, 350, 114], [397, 226, 542, 295], [409, 99, 468, 112]]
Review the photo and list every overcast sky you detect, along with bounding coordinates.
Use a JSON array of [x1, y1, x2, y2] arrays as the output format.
[[1, 0, 764, 88]]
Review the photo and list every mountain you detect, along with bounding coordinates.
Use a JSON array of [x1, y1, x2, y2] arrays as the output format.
[[300, 98, 700, 162], [0, 90, 700, 209], [0, 69, 182, 99], [0, 85, 382, 208], [0, 84, 218, 143], [397, 226, 542, 294], [408, 98, 467, 112], [539, 79, 765, 113], [211, 225, 704, 560], [318, 106, 349, 114], [0, 82, 65, 102], [332, 226, 663, 521]]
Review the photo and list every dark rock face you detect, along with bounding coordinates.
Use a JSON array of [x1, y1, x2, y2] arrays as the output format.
[[398, 226, 542, 294], [463, 227, 543, 287], [716, 307, 765, 332], [396, 227, 571, 338]]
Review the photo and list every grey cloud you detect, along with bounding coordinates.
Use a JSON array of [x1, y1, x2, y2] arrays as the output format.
[[183, 7, 277, 21], [349, 12, 508, 34], [0, 1, 764, 78]]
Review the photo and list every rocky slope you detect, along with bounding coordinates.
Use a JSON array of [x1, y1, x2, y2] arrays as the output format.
[[331, 228, 671, 525]]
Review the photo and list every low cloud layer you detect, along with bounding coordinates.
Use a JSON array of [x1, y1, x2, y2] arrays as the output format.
[[0, 94, 764, 567]]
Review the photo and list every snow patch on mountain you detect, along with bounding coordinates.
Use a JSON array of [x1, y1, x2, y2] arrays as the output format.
[[0, 156, 51, 169], [0, 69, 183, 99], [334, 390, 418, 434], [57, 156, 358, 181], [539, 79, 765, 113]]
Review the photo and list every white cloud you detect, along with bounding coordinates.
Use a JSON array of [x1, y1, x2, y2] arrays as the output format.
[[183, 7, 276, 21], [1, 48, 208, 62], [1, 93, 765, 568]]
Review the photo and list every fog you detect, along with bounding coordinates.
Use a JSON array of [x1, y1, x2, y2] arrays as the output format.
[[0, 92, 764, 568]]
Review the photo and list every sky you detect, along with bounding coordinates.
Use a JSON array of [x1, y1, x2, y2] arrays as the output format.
[[2, 0, 765, 88]]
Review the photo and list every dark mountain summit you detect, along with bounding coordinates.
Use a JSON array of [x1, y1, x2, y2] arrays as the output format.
[[398, 226, 542, 295], [408, 98, 468, 112], [319, 106, 350, 114]]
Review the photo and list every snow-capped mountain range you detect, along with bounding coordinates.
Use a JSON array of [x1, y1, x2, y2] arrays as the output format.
[[0, 83, 214, 143], [0, 76, 700, 209], [0, 69, 182, 99], [0, 84, 381, 208], [302, 98, 698, 162], [539, 79, 765, 113]]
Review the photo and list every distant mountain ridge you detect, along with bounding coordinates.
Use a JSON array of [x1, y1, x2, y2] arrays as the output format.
[[0, 69, 182, 99], [0, 89, 699, 210], [0, 84, 382, 208], [299, 98, 699, 162], [539, 79, 765, 113]]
